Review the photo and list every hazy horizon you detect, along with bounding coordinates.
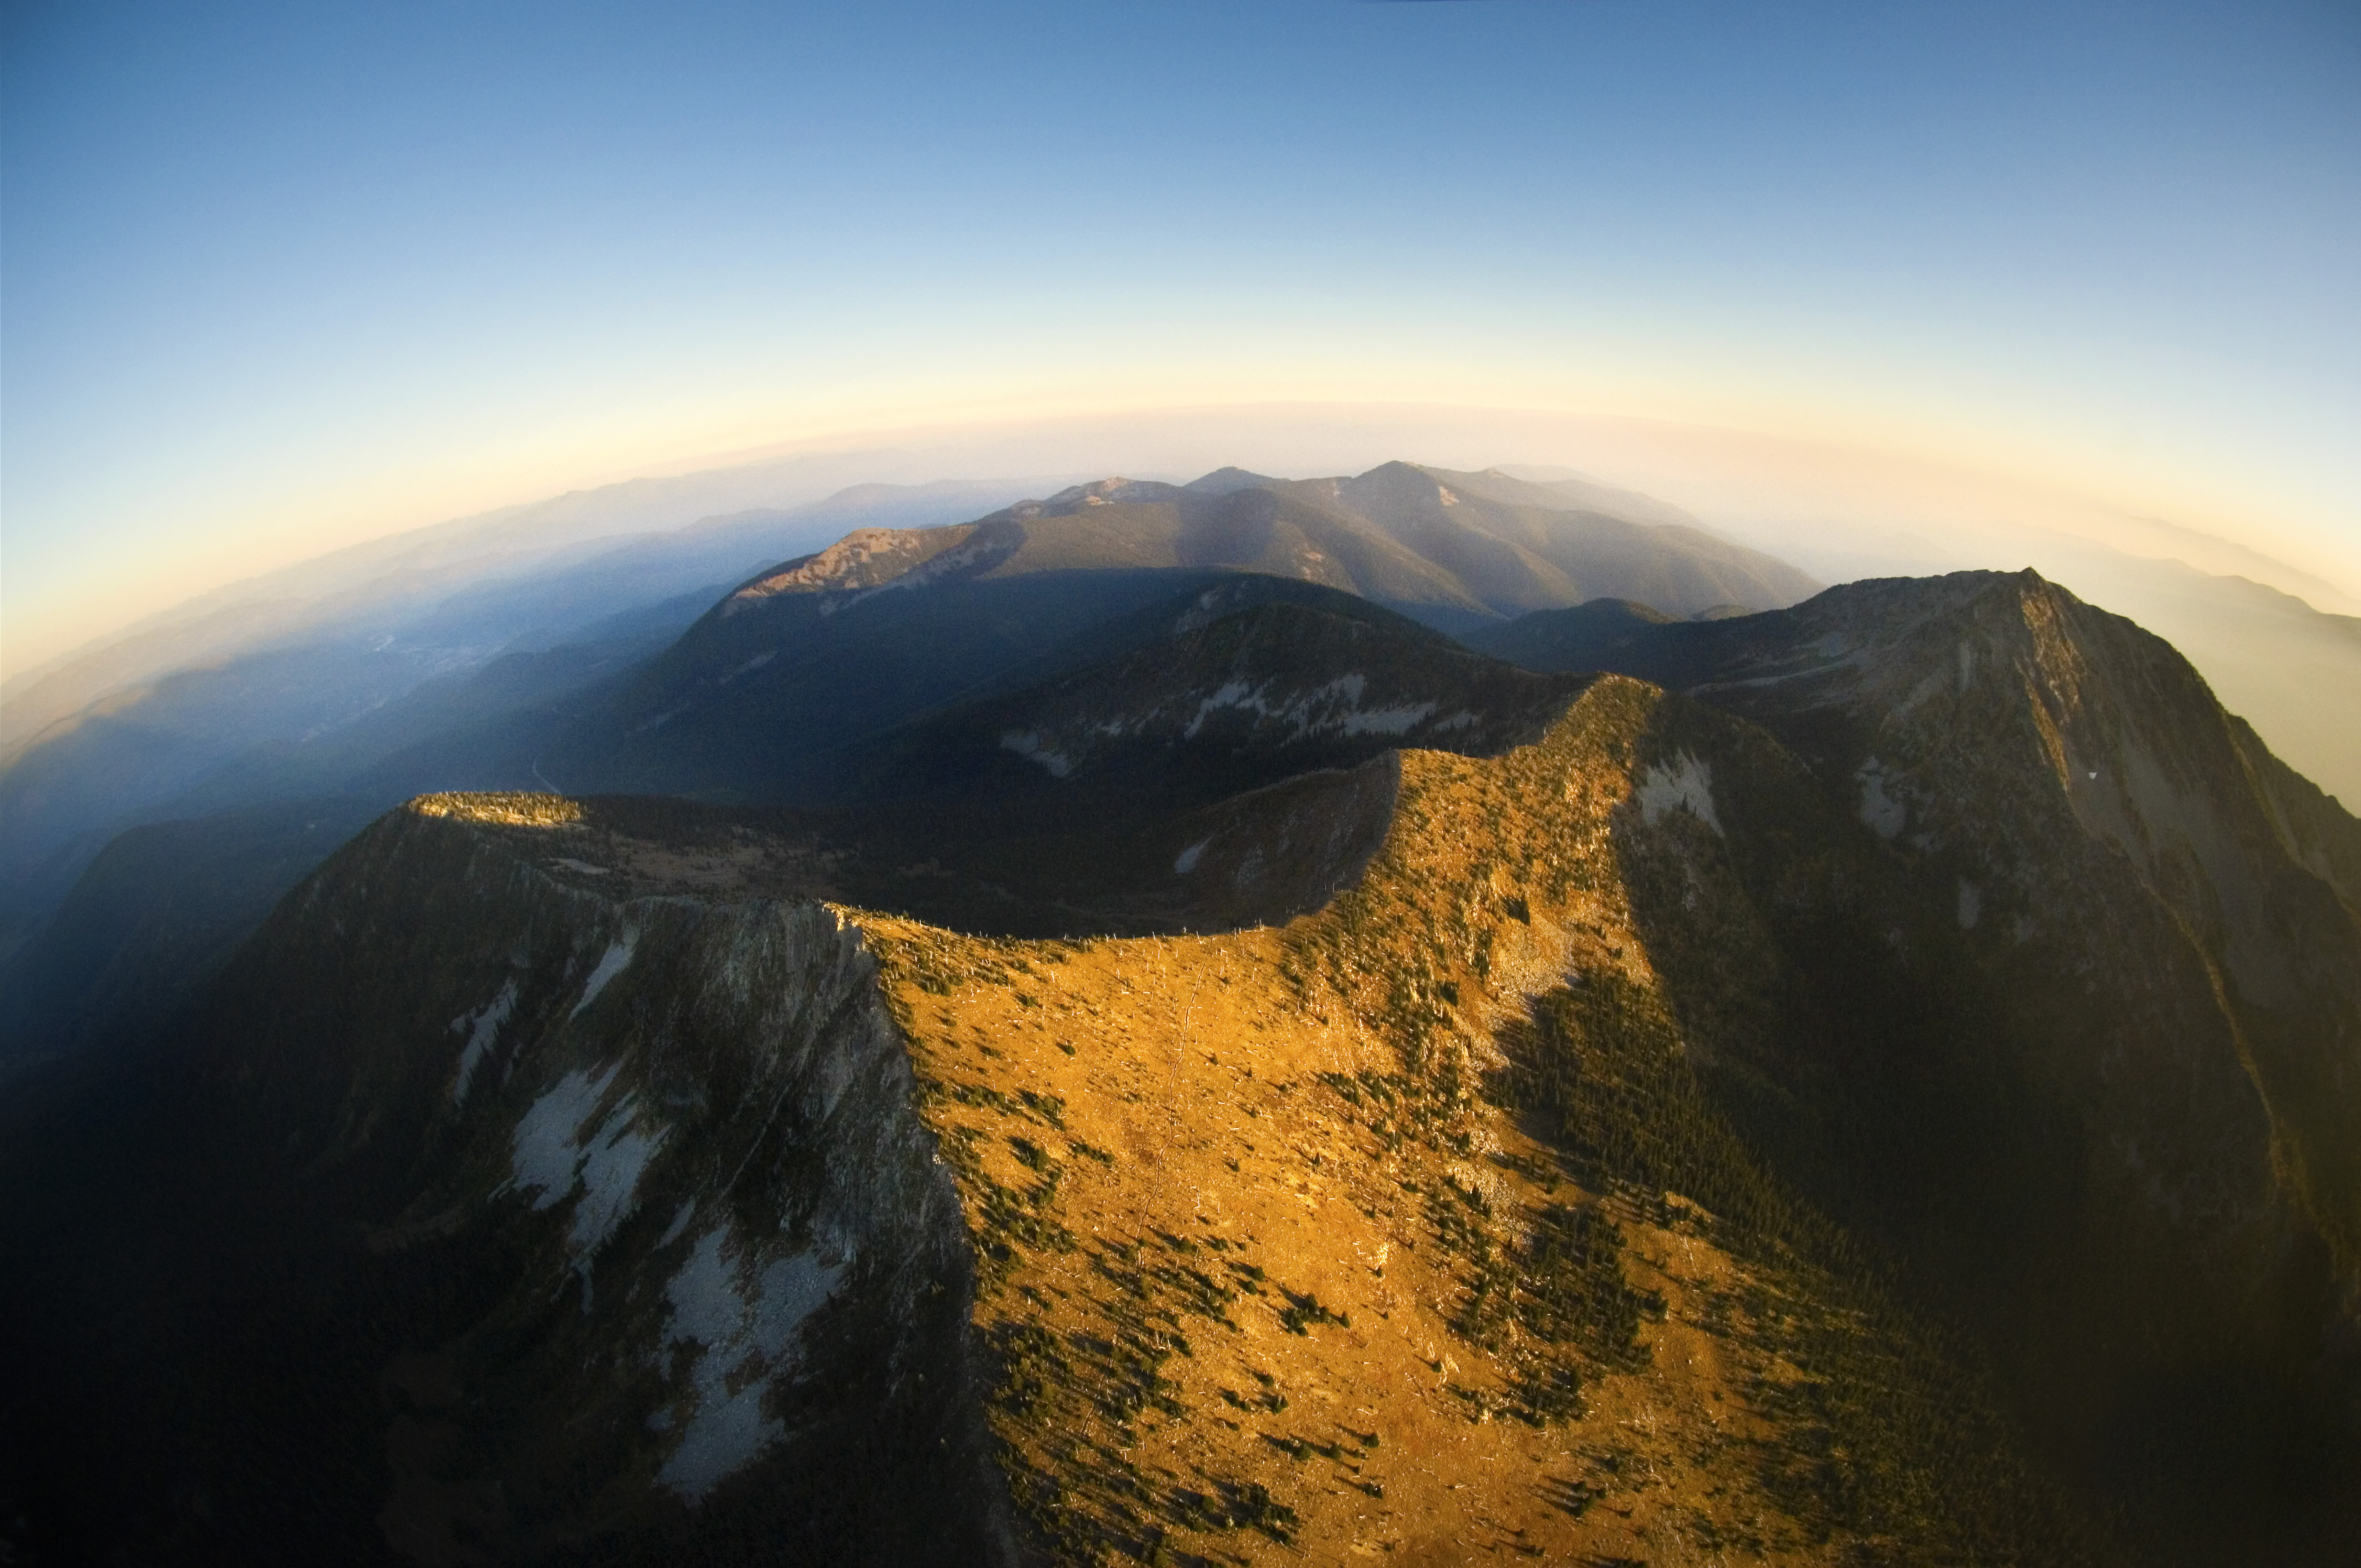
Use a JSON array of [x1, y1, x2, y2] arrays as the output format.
[[6, 1, 2355, 677], [9, 403, 2358, 684]]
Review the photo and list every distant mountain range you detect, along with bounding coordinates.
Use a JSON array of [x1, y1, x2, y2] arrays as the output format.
[[727, 462, 1817, 629], [528, 463, 1815, 800]]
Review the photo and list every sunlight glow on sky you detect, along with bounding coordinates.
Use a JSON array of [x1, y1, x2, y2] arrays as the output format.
[[4, 0, 2357, 674]]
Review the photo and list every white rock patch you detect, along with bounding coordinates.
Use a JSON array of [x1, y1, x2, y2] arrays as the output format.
[[506, 1065, 619, 1206], [1856, 757, 1907, 839], [654, 1229, 846, 1501], [1181, 672, 1437, 742], [999, 730, 1074, 778], [451, 980, 518, 1105], [1636, 751, 1723, 836], [502, 1063, 667, 1308], [571, 935, 638, 1018], [1183, 679, 1269, 738], [567, 1105, 666, 1283], [720, 649, 777, 683]]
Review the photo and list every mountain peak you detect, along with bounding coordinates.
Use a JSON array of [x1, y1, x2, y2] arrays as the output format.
[[1018, 477, 1182, 516], [1181, 465, 1278, 496], [721, 522, 981, 610], [1347, 457, 1447, 494]]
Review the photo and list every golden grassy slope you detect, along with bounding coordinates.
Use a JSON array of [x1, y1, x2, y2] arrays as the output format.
[[853, 677, 2071, 1566]]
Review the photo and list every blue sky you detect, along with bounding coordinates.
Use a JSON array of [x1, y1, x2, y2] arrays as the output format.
[[5, 0, 2357, 669]]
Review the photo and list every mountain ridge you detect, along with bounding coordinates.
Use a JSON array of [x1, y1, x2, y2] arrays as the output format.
[[532, 461, 1819, 805], [5, 563, 2355, 1563], [717, 462, 1820, 630]]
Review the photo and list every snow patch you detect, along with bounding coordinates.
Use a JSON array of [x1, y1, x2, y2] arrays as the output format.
[[1000, 730, 1074, 778], [1184, 680, 1267, 738], [654, 1229, 846, 1501], [1894, 666, 1949, 718], [1173, 839, 1209, 875], [1636, 751, 1723, 836], [1181, 671, 1435, 742], [568, 1106, 667, 1287], [503, 1064, 668, 1308], [507, 1065, 620, 1208], [572, 935, 637, 1018], [1173, 590, 1226, 635], [1856, 757, 1907, 839], [720, 650, 777, 683], [451, 980, 518, 1105]]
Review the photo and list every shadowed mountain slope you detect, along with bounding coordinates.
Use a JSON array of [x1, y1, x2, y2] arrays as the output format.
[[1314, 461, 1820, 619], [861, 593, 1590, 809], [0, 796, 388, 1061], [540, 463, 1816, 804], [532, 571, 1420, 802]]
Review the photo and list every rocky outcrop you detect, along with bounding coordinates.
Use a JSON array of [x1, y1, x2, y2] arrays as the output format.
[[1480, 569, 2361, 1563], [178, 795, 1024, 1564]]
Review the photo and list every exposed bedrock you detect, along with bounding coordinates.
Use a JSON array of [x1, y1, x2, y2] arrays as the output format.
[[133, 799, 1026, 1565]]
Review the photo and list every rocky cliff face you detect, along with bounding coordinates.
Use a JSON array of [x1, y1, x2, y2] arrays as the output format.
[[1514, 570, 2361, 1298], [6, 795, 1021, 1564], [1473, 570, 2361, 1560]]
